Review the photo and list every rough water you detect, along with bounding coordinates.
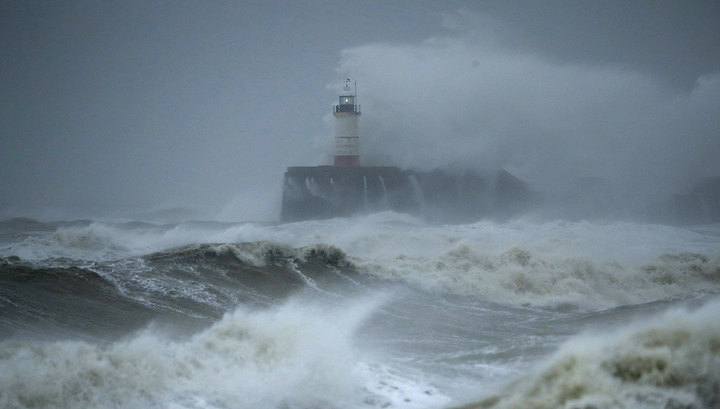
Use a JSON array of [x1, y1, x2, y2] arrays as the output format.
[[1, 213, 719, 409]]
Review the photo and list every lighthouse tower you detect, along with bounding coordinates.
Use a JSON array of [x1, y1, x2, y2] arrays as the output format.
[[333, 79, 361, 167]]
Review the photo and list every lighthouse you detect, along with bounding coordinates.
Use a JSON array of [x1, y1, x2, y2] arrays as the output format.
[[280, 78, 533, 221], [333, 78, 361, 167]]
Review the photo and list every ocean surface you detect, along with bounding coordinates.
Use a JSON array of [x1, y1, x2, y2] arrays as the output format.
[[1, 212, 719, 409]]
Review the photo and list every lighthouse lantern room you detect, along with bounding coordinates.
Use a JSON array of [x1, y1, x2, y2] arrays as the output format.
[[333, 79, 361, 167]]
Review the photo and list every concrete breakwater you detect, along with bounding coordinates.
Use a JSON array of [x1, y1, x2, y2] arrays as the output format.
[[280, 166, 534, 222]]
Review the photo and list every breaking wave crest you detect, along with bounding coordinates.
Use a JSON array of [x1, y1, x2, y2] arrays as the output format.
[[0, 296, 426, 409], [0, 220, 287, 262], [0, 242, 360, 338], [356, 245, 720, 309], [146, 241, 352, 269], [460, 300, 720, 409]]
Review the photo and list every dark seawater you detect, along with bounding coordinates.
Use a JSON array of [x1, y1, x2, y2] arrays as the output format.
[[0, 214, 719, 409]]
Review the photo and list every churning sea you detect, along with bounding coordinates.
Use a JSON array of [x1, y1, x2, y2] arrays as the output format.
[[1, 212, 719, 409]]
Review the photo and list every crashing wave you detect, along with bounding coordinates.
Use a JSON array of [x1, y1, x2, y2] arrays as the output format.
[[0, 296, 414, 409], [355, 245, 720, 309], [458, 300, 720, 409], [143, 241, 352, 269]]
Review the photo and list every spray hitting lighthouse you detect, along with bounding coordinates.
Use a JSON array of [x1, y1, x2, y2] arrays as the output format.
[[333, 78, 361, 167], [279, 78, 533, 221]]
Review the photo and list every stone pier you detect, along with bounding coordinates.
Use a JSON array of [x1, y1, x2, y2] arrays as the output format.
[[280, 166, 534, 222]]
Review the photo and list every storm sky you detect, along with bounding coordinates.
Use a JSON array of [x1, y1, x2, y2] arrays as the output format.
[[2, 1, 719, 221]]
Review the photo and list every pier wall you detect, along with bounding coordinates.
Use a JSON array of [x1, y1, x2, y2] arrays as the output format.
[[280, 166, 534, 222]]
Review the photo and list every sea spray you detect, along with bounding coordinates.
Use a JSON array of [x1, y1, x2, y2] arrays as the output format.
[[3, 216, 720, 409], [354, 245, 720, 309], [4, 217, 716, 267], [0, 295, 390, 409], [458, 300, 720, 409]]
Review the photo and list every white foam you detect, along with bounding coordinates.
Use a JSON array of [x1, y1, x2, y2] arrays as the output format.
[[3, 216, 719, 309], [356, 362, 452, 408], [460, 299, 720, 409], [355, 244, 720, 309], [0, 294, 451, 409], [4, 215, 717, 263]]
